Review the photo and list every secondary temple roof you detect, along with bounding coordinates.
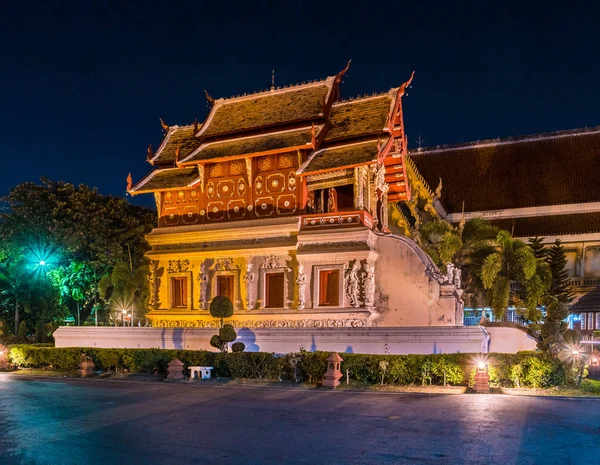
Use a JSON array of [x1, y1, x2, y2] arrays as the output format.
[[411, 127, 600, 214], [488, 211, 600, 238], [570, 284, 600, 313], [132, 167, 199, 193], [299, 138, 389, 174]]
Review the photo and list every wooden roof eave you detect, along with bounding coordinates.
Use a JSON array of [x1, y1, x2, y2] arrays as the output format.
[[178, 143, 315, 168], [298, 160, 376, 178]]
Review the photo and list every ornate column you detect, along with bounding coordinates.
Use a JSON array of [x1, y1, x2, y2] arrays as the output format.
[[243, 260, 256, 310], [148, 260, 158, 310], [197, 261, 208, 310], [363, 260, 376, 309], [295, 262, 307, 310]]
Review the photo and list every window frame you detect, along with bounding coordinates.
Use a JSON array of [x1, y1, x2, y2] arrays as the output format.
[[312, 264, 345, 308], [259, 266, 290, 309], [169, 272, 192, 310]]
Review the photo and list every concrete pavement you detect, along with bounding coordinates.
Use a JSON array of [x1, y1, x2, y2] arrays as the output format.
[[1, 376, 599, 464]]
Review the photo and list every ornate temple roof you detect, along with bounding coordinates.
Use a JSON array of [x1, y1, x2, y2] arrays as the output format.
[[197, 77, 336, 138], [324, 91, 396, 143], [487, 211, 600, 238], [299, 138, 388, 175], [411, 127, 600, 214], [129, 167, 199, 193], [150, 125, 202, 165], [181, 126, 322, 164]]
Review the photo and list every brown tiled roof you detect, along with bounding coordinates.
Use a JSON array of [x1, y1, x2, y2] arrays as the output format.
[[182, 126, 318, 163], [487, 212, 600, 238], [130, 167, 198, 193], [152, 125, 202, 165], [324, 93, 394, 143], [411, 128, 600, 213], [199, 79, 334, 138], [570, 285, 600, 312], [299, 139, 385, 174]]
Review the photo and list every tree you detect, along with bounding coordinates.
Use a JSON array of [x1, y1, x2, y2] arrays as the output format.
[[539, 300, 570, 355], [98, 261, 149, 326], [52, 261, 96, 326], [0, 178, 155, 328], [546, 239, 574, 304], [209, 296, 237, 352], [528, 236, 547, 261], [480, 230, 542, 320], [418, 217, 498, 309]]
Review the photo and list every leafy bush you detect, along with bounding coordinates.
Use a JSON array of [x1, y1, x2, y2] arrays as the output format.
[[7, 345, 568, 388], [231, 342, 245, 353]]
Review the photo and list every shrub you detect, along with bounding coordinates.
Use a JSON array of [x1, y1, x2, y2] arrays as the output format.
[[231, 342, 245, 353], [6, 345, 569, 388]]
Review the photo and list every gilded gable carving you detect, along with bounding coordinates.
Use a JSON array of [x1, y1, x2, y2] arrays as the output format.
[[209, 163, 224, 178], [278, 154, 294, 169], [230, 159, 245, 175], [257, 156, 271, 172]]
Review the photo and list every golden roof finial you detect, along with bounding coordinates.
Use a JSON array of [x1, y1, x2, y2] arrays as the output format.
[[159, 118, 169, 133], [126, 173, 132, 192], [146, 144, 154, 165], [204, 89, 215, 105]]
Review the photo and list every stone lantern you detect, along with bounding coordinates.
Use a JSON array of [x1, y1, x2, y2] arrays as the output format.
[[323, 353, 344, 388], [167, 358, 185, 380], [473, 361, 490, 393], [77, 353, 96, 377]]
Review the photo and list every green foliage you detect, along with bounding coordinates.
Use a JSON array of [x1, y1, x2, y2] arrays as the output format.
[[219, 324, 237, 343], [480, 230, 545, 319], [0, 178, 155, 327], [209, 296, 234, 324], [209, 335, 222, 350], [7, 346, 569, 388], [17, 321, 28, 342], [231, 342, 245, 353], [546, 239, 574, 304], [98, 261, 149, 323]]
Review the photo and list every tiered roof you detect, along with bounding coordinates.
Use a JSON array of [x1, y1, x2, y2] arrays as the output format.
[[411, 127, 600, 214], [132, 167, 199, 193], [131, 66, 407, 194]]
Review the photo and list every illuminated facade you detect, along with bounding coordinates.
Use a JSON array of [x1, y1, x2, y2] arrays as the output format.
[[129, 65, 464, 328]]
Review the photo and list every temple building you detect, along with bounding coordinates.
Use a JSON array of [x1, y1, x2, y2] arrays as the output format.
[[410, 127, 600, 329], [129, 64, 600, 331], [129, 65, 464, 328]]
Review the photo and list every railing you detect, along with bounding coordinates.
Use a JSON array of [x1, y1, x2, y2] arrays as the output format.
[[464, 309, 525, 326], [300, 210, 374, 230], [569, 278, 600, 288]]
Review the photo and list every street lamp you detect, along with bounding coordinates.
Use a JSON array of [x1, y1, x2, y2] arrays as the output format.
[[122, 309, 127, 327]]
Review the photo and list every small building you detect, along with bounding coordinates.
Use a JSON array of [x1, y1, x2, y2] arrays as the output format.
[[570, 285, 600, 333], [129, 66, 463, 329]]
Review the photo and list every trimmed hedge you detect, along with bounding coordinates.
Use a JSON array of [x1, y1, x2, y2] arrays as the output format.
[[7, 345, 567, 388]]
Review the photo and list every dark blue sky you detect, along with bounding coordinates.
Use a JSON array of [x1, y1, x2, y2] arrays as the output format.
[[1, 1, 599, 210]]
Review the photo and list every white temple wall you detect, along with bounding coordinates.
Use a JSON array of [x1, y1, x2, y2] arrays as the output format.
[[375, 234, 459, 326]]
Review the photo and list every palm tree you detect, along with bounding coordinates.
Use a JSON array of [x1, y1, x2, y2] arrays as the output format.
[[52, 261, 95, 326], [480, 230, 545, 320], [418, 217, 499, 308], [98, 262, 149, 326]]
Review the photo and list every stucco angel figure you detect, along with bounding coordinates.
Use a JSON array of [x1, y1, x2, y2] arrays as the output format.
[[346, 260, 362, 308], [197, 262, 209, 310], [295, 263, 307, 309], [243, 262, 256, 310]]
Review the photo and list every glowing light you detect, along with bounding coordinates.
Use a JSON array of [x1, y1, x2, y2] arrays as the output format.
[[477, 361, 486, 370], [26, 241, 60, 277], [122, 309, 127, 314], [39, 260, 46, 266], [592, 358, 598, 364], [572, 350, 580, 356]]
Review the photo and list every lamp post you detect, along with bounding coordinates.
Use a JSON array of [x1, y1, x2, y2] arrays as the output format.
[[122, 309, 127, 327]]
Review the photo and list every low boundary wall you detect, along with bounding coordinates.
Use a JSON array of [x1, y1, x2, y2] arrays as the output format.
[[54, 326, 489, 354]]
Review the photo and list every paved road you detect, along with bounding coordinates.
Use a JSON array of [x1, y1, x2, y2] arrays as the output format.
[[0, 376, 599, 465]]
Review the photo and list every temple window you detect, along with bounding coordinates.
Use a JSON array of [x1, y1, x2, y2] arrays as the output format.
[[309, 185, 355, 214], [581, 313, 586, 330], [265, 272, 285, 308], [588, 312, 594, 330], [596, 313, 600, 330], [319, 269, 340, 306], [335, 185, 354, 211], [171, 277, 188, 308], [216, 275, 235, 302]]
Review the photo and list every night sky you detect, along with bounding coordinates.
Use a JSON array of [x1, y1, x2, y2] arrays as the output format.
[[1, 1, 599, 210]]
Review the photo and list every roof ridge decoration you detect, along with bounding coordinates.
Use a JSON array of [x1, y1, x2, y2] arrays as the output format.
[[334, 89, 396, 105], [213, 76, 334, 103], [411, 125, 600, 155]]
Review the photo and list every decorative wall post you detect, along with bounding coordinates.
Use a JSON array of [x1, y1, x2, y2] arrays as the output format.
[[148, 260, 158, 310], [296, 262, 307, 310], [243, 260, 256, 310], [198, 261, 208, 310], [363, 260, 376, 308], [345, 260, 362, 308]]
